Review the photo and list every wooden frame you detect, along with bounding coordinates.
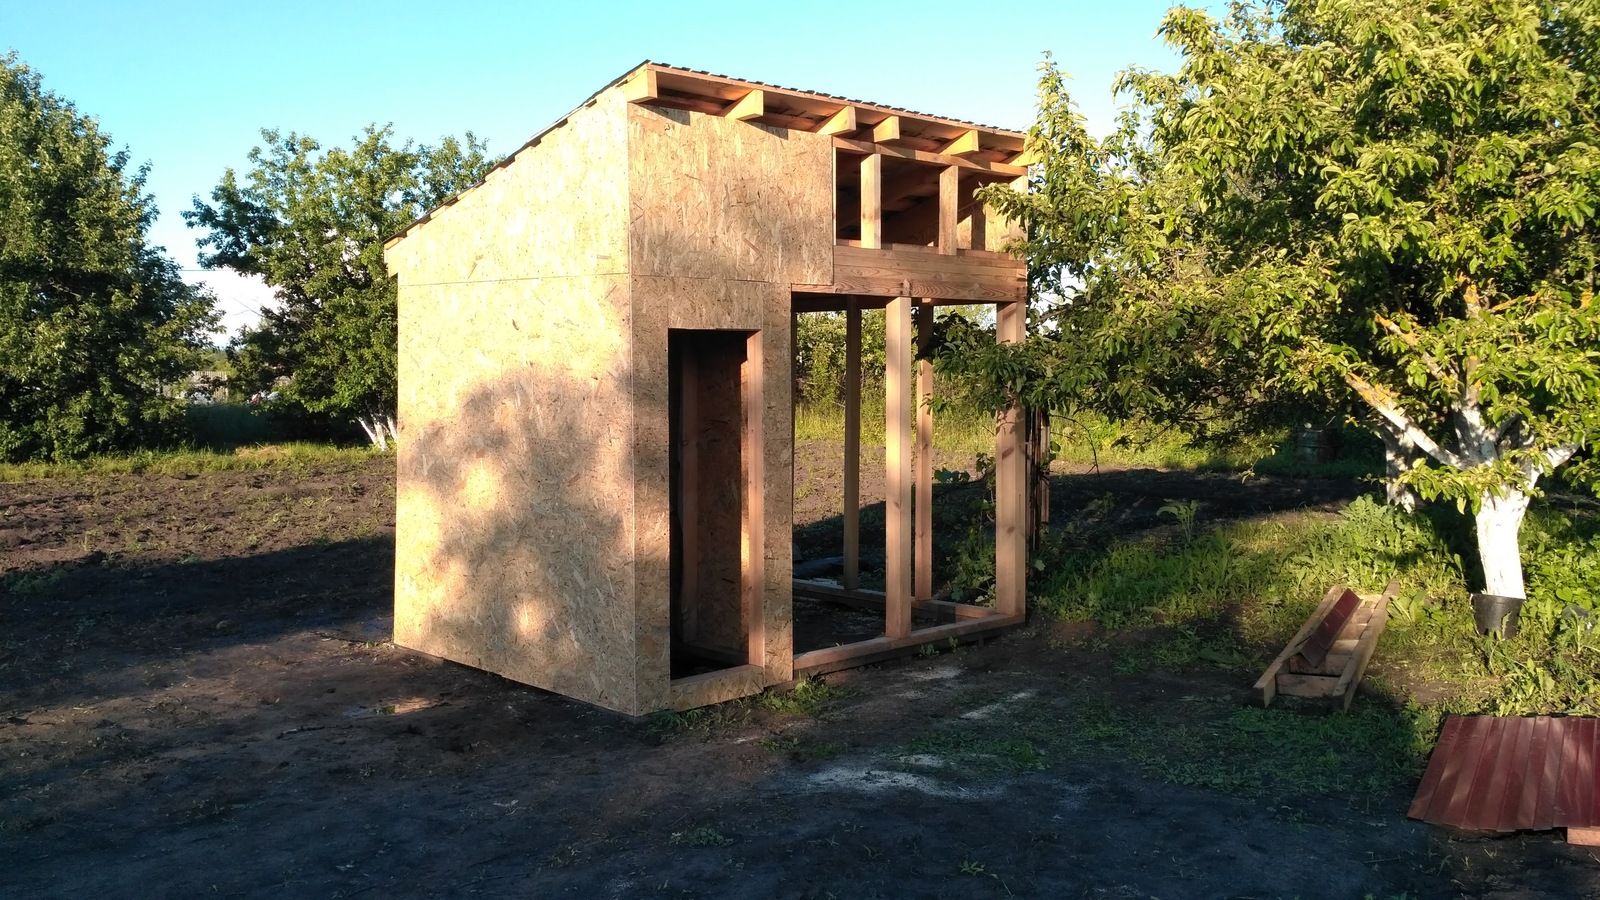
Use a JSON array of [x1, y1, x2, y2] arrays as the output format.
[[1255, 582, 1398, 710], [385, 61, 1029, 714]]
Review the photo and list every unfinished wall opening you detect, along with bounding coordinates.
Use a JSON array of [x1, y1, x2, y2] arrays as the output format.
[[669, 328, 763, 679]]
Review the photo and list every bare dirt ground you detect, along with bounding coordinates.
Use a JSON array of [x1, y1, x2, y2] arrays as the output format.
[[3, 451, 1598, 899]]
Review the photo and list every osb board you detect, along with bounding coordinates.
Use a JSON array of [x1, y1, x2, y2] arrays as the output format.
[[632, 276, 793, 710], [386, 90, 629, 284], [626, 102, 833, 286], [390, 90, 647, 715], [394, 275, 639, 713]]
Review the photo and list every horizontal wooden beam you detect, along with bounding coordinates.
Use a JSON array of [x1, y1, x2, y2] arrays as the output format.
[[818, 106, 857, 136], [941, 130, 981, 156], [833, 137, 1028, 177], [792, 615, 1025, 675], [872, 115, 902, 143], [725, 89, 766, 121], [623, 68, 658, 103]]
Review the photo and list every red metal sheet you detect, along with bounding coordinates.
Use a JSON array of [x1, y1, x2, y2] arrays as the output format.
[[1412, 715, 1600, 835], [1297, 589, 1360, 669], [1409, 715, 1462, 820]]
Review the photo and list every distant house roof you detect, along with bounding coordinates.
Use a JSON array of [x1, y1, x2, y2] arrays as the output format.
[[385, 61, 1030, 250]]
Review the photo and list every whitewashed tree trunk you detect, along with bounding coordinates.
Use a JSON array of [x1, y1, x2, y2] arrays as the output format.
[[1378, 426, 1420, 513], [1474, 488, 1531, 598], [356, 414, 389, 450]]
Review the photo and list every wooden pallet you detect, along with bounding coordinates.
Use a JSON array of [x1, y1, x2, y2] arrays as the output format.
[[1254, 581, 1398, 711]]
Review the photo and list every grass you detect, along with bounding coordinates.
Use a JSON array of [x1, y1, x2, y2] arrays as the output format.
[[0, 442, 385, 481], [1035, 494, 1600, 719]]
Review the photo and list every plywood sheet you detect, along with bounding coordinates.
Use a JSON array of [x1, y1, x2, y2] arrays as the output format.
[[627, 103, 833, 285], [632, 276, 793, 705], [389, 91, 645, 715]]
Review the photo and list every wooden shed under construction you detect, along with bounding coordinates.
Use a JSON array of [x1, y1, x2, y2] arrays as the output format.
[[382, 62, 1031, 716]]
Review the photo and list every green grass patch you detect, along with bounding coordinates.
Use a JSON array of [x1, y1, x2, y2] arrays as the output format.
[[0, 442, 385, 481], [1035, 495, 1600, 718]]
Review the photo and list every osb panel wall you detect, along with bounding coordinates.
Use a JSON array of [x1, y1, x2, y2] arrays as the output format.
[[632, 277, 794, 709], [386, 90, 646, 714], [626, 103, 833, 285]]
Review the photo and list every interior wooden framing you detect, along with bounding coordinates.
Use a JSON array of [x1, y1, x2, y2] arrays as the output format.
[[622, 63, 1031, 683]]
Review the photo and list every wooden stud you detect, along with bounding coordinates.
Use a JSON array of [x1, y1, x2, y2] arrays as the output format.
[[941, 130, 981, 156], [885, 294, 913, 639], [744, 331, 766, 668], [860, 154, 882, 250], [938, 165, 960, 254], [994, 301, 1026, 618], [725, 89, 766, 121], [678, 348, 700, 642], [818, 106, 857, 136], [915, 299, 935, 602], [843, 299, 862, 591], [872, 116, 901, 144], [623, 68, 659, 103]]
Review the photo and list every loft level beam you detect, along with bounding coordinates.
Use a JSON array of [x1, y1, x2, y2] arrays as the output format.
[[915, 298, 935, 603], [885, 295, 913, 639], [994, 301, 1027, 618], [872, 116, 902, 144], [833, 137, 1027, 177], [725, 89, 766, 121], [844, 299, 862, 590]]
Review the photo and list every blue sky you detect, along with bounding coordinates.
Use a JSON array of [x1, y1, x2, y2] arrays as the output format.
[[6, 1, 1191, 335]]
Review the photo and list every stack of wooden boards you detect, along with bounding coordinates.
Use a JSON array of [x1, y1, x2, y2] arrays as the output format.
[[1254, 581, 1398, 711]]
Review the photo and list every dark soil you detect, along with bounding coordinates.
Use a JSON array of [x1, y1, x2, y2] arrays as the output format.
[[2, 454, 1596, 899]]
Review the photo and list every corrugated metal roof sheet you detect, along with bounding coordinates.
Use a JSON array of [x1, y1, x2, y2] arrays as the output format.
[[1409, 715, 1599, 833]]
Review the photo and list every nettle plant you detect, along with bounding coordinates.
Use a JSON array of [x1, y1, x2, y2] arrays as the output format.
[[962, 0, 1600, 600]]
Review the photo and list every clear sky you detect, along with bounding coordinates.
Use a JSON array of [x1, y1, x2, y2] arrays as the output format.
[[5, 1, 1191, 337]]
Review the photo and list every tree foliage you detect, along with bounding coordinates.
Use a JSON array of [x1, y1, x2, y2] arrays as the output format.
[[185, 125, 491, 444], [0, 53, 218, 462], [952, 0, 1600, 597]]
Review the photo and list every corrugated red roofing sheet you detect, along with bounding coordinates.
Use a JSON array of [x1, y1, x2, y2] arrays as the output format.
[[1410, 715, 1600, 833]]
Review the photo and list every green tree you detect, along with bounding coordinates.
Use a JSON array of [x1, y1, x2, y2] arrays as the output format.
[[185, 125, 491, 446], [957, 0, 1600, 599], [0, 53, 219, 462]]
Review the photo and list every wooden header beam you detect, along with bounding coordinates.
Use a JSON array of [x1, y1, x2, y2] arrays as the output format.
[[832, 137, 1028, 178]]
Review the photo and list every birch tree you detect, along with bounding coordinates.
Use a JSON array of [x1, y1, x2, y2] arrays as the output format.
[[962, 0, 1600, 599]]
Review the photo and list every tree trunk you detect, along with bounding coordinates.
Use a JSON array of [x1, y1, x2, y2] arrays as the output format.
[[356, 414, 389, 450], [1378, 426, 1420, 513], [1474, 488, 1531, 598]]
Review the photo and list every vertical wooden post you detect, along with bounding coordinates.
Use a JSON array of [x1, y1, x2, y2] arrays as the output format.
[[914, 298, 935, 602], [861, 154, 882, 250], [744, 332, 766, 668], [994, 301, 1027, 618], [938, 165, 960, 254], [885, 294, 913, 639], [678, 351, 700, 642], [843, 298, 861, 591]]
